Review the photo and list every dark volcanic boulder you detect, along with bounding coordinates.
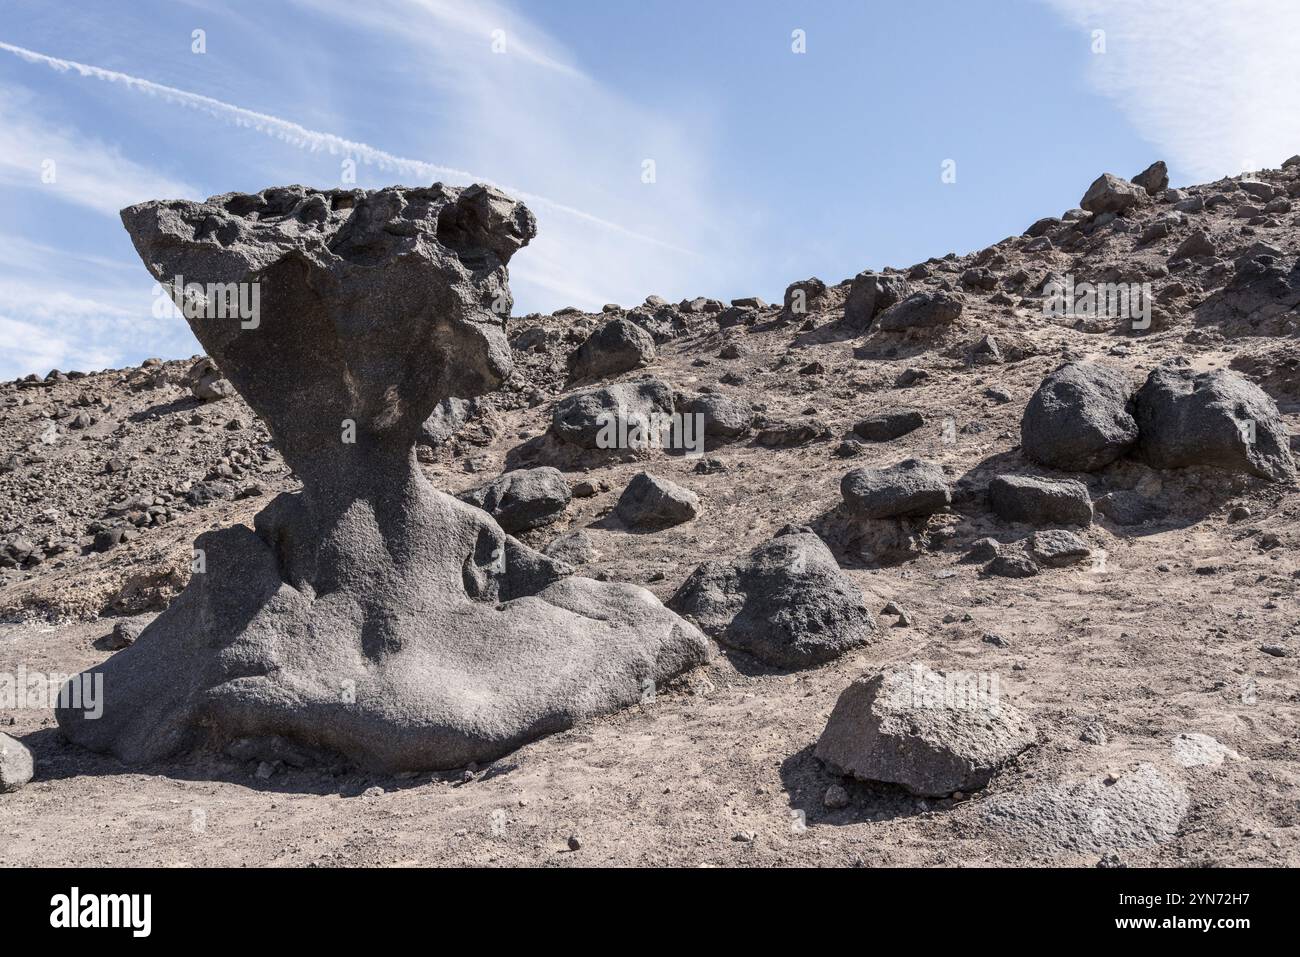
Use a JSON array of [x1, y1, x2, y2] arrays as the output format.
[[458, 467, 571, 533], [1081, 173, 1149, 215], [614, 472, 700, 530], [1131, 161, 1169, 197], [567, 317, 656, 381], [815, 664, 1036, 796], [852, 410, 924, 442], [1021, 361, 1138, 471], [669, 527, 876, 668], [841, 459, 951, 519], [782, 277, 829, 317], [843, 272, 910, 330], [875, 291, 964, 332], [57, 183, 711, 774], [989, 474, 1093, 526], [1133, 366, 1295, 483], [185, 356, 234, 402], [549, 379, 675, 450], [686, 392, 754, 439]]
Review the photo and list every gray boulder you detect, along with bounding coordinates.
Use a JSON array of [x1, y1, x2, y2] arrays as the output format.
[[1028, 529, 1092, 567], [615, 472, 700, 530], [1131, 160, 1169, 196], [1081, 173, 1149, 215], [1021, 361, 1138, 471], [567, 317, 656, 381], [669, 527, 876, 668], [815, 664, 1036, 796], [459, 467, 571, 533], [875, 290, 963, 332], [185, 356, 234, 402], [686, 392, 754, 439], [841, 459, 951, 519], [989, 475, 1093, 526], [57, 183, 710, 773], [844, 272, 910, 330], [782, 277, 829, 317], [550, 379, 675, 450], [1134, 366, 1295, 483], [0, 732, 34, 793], [852, 410, 924, 442], [1170, 229, 1217, 261]]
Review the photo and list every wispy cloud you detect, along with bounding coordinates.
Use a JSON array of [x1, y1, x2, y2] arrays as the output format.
[[1045, 0, 1300, 181], [0, 85, 197, 216], [0, 38, 691, 255]]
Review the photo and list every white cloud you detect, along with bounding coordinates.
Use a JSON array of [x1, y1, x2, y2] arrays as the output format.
[[0, 86, 198, 216], [1046, 0, 1300, 181]]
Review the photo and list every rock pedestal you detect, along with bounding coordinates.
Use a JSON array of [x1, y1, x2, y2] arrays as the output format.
[[56, 183, 710, 773]]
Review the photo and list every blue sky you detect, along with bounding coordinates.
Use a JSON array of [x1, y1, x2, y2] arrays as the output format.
[[1, 0, 1297, 379]]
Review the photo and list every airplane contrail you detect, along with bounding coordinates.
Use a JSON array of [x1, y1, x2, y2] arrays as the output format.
[[0, 40, 694, 255]]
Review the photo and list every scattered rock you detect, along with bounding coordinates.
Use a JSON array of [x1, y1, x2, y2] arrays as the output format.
[[458, 467, 572, 533], [852, 410, 924, 442], [669, 527, 877, 668], [0, 732, 34, 793], [989, 474, 1094, 527], [1027, 529, 1092, 567], [876, 291, 964, 332], [815, 664, 1036, 796], [983, 763, 1188, 854], [567, 318, 656, 380], [840, 459, 951, 519], [615, 472, 700, 530], [1131, 161, 1169, 197], [1080, 173, 1149, 215], [1021, 361, 1138, 471], [1134, 366, 1296, 483]]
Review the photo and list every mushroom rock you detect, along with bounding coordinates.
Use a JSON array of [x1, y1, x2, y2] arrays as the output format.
[[57, 183, 711, 772]]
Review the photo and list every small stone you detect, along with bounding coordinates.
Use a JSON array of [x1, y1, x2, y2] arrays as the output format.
[[567, 833, 582, 851], [823, 784, 851, 809], [0, 732, 35, 793]]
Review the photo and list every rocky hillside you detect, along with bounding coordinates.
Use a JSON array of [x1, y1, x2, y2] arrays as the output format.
[[3, 158, 1300, 866]]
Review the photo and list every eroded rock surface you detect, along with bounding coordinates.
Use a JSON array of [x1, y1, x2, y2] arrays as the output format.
[[56, 183, 711, 773]]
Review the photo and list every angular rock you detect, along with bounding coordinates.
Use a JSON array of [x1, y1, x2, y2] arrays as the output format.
[[185, 357, 234, 402], [56, 183, 710, 773], [550, 379, 675, 451], [419, 396, 479, 448], [815, 664, 1036, 796], [686, 392, 754, 439], [875, 291, 963, 332], [984, 553, 1039, 578], [782, 277, 828, 317], [1170, 229, 1217, 261], [989, 475, 1093, 526], [669, 527, 876, 668], [615, 472, 700, 530], [755, 418, 830, 447], [852, 410, 924, 442], [1134, 366, 1295, 483], [1021, 361, 1138, 471], [1131, 161, 1169, 196], [841, 459, 951, 519], [843, 272, 910, 330], [458, 467, 571, 533], [1027, 529, 1091, 567], [0, 732, 34, 793], [1080, 173, 1149, 215], [983, 763, 1187, 854], [1096, 491, 1163, 526], [567, 317, 656, 381]]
